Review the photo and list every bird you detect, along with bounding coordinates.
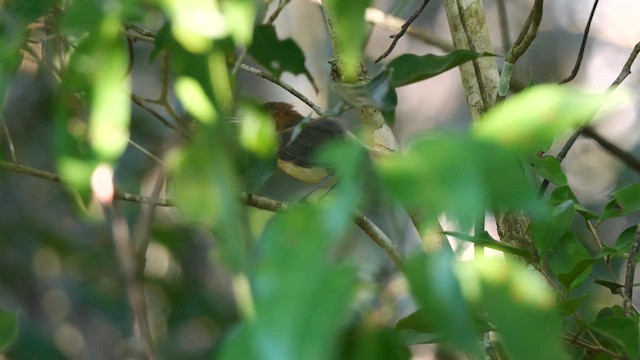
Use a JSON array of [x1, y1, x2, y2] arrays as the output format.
[[262, 102, 347, 184]]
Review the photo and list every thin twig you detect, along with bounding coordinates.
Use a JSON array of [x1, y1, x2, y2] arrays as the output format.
[[1, 115, 17, 162], [0, 160, 174, 206], [375, 0, 432, 63], [265, 0, 291, 25], [128, 139, 165, 166], [131, 94, 189, 139], [610, 41, 640, 89], [0, 159, 403, 266], [559, 0, 599, 84], [365, 7, 453, 52], [239, 63, 325, 116], [624, 223, 640, 318]]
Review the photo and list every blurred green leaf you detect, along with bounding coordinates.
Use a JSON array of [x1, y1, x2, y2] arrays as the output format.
[[378, 134, 539, 228], [530, 154, 567, 186], [161, 0, 228, 53], [249, 25, 317, 91], [475, 85, 627, 155], [386, 51, 493, 88], [590, 316, 639, 359], [403, 251, 482, 356], [600, 183, 640, 222], [249, 205, 358, 360], [546, 232, 593, 289], [221, 0, 256, 46], [238, 102, 278, 158], [458, 258, 569, 360], [0, 309, 18, 351], [323, 0, 371, 82], [170, 124, 248, 272]]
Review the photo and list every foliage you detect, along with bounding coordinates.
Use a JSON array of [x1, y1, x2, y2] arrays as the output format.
[[0, 0, 639, 359]]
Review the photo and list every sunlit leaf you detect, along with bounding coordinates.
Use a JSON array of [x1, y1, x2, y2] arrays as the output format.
[[221, 0, 256, 46], [386, 50, 493, 88], [162, 0, 228, 53], [378, 134, 539, 228], [458, 258, 568, 360], [475, 85, 627, 155]]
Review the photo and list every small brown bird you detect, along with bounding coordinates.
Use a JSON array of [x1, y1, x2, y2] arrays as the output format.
[[263, 102, 346, 184]]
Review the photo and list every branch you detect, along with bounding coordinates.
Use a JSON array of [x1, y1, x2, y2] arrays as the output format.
[[131, 94, 190, 139], [558, 0, 599, 84], [375, 0, 432, 63], [0, 160, 404, 266], [365, 7, 453, 52], [239, 63, 325, 116], [0, 160, 175, 206], [265, 0, 292, 25]]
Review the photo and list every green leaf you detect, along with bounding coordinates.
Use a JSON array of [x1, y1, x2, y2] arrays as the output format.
[[613, 225, 637, 254], [590, 316, 639, 359], [550, 186, 597, 220], [322, 0, 372, 82], [529, 154, 567, 186], [475, 85, 627, 155], [557, 293, 590, 316], [403, 252, 483, 356], [0, 309, 18, 352], [600, 183, 640, 222], [531, 200, 574, 256], [546, 232, 593, 289], [250, 205, 358, 360], [386, 50, 493, 88], [248, 25, 317, 92], [378, 134, 539, 228]]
